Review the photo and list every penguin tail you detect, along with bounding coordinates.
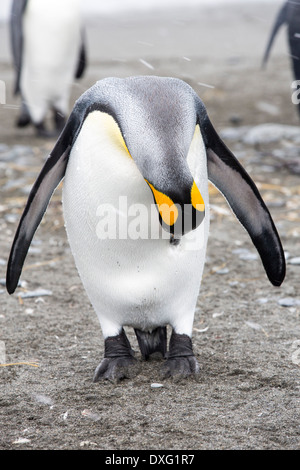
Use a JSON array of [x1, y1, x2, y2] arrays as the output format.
[[134, 327, 167, 360]]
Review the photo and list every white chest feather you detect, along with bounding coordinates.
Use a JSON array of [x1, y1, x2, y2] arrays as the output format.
[[62, 111, 210, 337]]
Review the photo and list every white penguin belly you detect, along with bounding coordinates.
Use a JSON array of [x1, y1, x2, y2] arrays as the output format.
[[62, 111, 209, 338], [21, 0, 81, 122]]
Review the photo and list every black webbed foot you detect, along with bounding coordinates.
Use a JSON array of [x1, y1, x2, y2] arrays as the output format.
[[34, 122, 56, 138], [161, 330, 200, 380], [93, 356, 138, 383], [93, 329, 139, 383], [16, 102, 31, 128]]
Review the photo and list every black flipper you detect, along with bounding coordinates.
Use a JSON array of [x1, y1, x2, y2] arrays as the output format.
[[6, 78, 118, 295], [197, 106, 285, 287], [75, 30, 87, 79], [262, 2, 288, 68], [289, 35, 300, 116], [10, 0, 28, 95], [6, 111, 81, 294], [289, 34, 300, 80], [6, 79, 121, 295]]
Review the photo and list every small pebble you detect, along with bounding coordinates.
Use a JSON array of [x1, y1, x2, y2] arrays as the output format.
[[232, 248, 258, 260], [215, 267, 229, 275], [278, 297, 300, 307], [151, 383, 164, 388], [18, 289, 52, 299], [245, 321, 263, 331], [81, 409, 101, 421], [0, 340, 6, 363], [28, 247, 42, 254], [256, 298, 269, 304], [33, 394, 54, 406], [12, 438, 31, 445], [288, 257, 300, 266], [80, 440, 97, 447], [212, 312, 224, 318], [24, 308, 34, 315], [239, 252, 258, 261]]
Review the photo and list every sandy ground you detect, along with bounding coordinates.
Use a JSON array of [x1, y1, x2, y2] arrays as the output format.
[[0, 1, 300, 452]]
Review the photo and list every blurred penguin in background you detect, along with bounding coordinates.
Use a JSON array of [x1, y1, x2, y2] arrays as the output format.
[[10, 0, 87, 137], [262, 0, 300, 118]]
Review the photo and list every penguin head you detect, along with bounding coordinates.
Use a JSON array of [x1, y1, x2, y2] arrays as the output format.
[[144, 170, 205, 237], [99, 76, 205, 236]]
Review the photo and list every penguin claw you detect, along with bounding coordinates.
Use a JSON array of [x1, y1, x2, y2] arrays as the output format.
[[160, 355, 200, 381], [93, 329, 139, 383], [93, 356, 139, 383]]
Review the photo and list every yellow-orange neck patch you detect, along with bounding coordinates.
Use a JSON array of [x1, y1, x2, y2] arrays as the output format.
[[121, 137, 132, 158], [146, 181, 178, 226], [97, 111, 132, 158], [191, 181, 205, 212]]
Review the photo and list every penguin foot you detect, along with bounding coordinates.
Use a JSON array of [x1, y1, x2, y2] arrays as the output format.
[[16, 102, 31, 128], [93, 356, 138, 383], [16, 111, 31, 127], [161, 355, 199, 380], [160, 331, 200, 380], [34, 122, 56, 139], [93, 329, 139, 383]]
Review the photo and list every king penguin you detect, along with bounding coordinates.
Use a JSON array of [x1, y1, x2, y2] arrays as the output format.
[[10, 0, 87, 136], [6, 77, 286, 382], [262, 0, 300, 117]]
